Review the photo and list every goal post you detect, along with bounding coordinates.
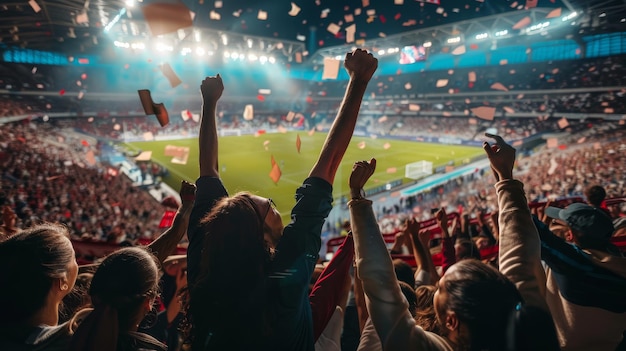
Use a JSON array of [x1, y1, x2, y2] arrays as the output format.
[[405, 160, 433, 180]]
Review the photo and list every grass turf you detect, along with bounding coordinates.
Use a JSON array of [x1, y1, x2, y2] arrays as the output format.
[[126, 132, 483, 222]]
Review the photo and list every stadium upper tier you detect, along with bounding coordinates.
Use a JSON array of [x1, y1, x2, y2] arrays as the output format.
[[1, 53, 624, 122]]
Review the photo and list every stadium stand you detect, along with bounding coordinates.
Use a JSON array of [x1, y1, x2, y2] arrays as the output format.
[[1, 0, 625, 350]]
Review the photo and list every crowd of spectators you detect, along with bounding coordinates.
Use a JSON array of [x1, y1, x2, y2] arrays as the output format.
[[368, 123, 625, 234], [0, 48, 625, 351], [0, 122, 163, 244]]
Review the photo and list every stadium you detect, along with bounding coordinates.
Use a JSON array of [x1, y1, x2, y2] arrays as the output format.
[[0, 0, 625, 350]]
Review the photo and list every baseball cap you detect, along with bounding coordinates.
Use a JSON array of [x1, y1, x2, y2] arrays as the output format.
[[545, 203, 615, 240]]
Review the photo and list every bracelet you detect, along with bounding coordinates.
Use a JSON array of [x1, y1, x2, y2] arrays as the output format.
[[351, 188, 366, 200]]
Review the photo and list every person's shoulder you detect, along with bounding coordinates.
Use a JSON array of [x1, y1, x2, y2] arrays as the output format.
[[120, 331, 167, 351], [419, 329, 455, 351], [1, 323, 72, 351]]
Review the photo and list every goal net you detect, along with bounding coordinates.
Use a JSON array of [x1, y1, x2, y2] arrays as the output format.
[[405, 160, 433, 180]]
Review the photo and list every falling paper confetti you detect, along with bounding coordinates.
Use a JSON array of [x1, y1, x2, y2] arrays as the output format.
[[471, 106, 496, 121], [490, 82, 509, 92], [322, 58, 341, 79], [436, 79, 449, 88], [288, 2, 301, 16], [243, 104, 254, 120]]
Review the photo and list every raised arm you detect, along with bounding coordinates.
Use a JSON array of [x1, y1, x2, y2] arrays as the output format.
[[148, 181, 196, 264], [199, 75, 224, 178], [349, 160, 448, 350], [436, 208, 456, 274], [309, 49, 378, 184], [483, 133, 548, 311], [406, 219, 438, 286]]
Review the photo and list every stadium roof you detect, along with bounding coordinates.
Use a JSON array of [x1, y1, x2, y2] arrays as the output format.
[[0, 0, 624, 55]]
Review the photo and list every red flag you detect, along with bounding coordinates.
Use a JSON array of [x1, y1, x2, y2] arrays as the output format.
[[296, 134, 302, 153], [269, 162, 282, 184]]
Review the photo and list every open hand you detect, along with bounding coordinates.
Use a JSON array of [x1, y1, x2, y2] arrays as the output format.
[[349, 158, 376, 197], [201, 74, 224, 102], [483, 133, 516, 181], [344, 49, 378, 83]]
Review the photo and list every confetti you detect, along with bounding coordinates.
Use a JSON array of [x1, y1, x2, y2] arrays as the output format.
[[142, 2, 193, 36], [436, 79, 449, 88], [288, 2, 301, 16], [327, 23, 341, 35], [490, 82, 508, 92], [29, 0, 41, 13], [546, 8, 562, 18], [322, 58, 341, 79], [471, 106, 496, 121]]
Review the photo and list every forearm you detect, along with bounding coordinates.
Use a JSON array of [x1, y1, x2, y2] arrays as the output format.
[[409, 233, 431, 280], [350, 198, 412, 344], [440, 236, 456, 274], [357, 317, 382, 351], [199, 100, 219, 177], [309, 79, 368, 184], [496, 179, 548, 310], [481, 223, 497, 244], [353, 266, 369, 332], [389, 237, 405, 255], [148, 205, 193, 264]]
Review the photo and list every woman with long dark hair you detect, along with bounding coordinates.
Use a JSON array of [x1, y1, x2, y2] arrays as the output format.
[[186, 49, 378, 350]]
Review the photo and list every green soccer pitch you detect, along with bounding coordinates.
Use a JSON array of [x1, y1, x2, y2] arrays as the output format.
[[126, 132, 483, 222]]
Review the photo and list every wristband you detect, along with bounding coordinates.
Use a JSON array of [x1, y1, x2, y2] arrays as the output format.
[[351, 188, 366, 200]]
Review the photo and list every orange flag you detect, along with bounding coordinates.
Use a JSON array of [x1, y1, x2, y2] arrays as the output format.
[[270, 155, 277, 167], [269, 162, 282, 184], [296, 134, 302, 153]]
